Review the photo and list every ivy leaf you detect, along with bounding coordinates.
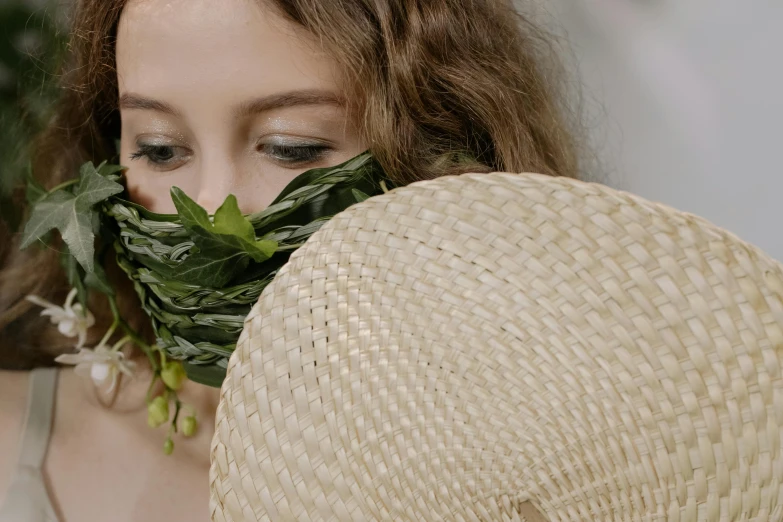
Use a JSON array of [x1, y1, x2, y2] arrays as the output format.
[[21, 190, 77, 244], [174, 246, 251, 288], [170, 187, 211, 231], [170, 188, 278, 286], [74, 162, 126, 204], [20, 162, 124, 271], [211, 195, 277, 259], [189, 226, 277, 262], [213, 195, 254, 241]]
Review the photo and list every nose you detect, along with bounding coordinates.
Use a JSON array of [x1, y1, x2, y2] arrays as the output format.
[[194, 157, 238, 215]]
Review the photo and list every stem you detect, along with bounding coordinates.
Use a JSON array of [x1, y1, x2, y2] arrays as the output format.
[[171, 399, 183, 434], [64, 288, 78, 310], [107, 295, 160, 372], [47, 179, 79, 195], [98, 321, 119, 348], [110, 335, 132, 352], [144, 374, 160, 404]]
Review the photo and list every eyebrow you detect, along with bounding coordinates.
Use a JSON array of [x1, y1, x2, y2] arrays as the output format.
[[118, 89, 345, 118], [234, 90, 345, 118], [119, 93, 180, 116]]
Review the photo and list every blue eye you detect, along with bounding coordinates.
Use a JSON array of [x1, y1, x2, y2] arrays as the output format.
[[259, 143, 330, 165]]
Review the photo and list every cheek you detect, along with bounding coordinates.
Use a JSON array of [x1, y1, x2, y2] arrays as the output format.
[[238, 165, 301, 212], [124, 171, 168, 213], [123, 168, 196, 214]]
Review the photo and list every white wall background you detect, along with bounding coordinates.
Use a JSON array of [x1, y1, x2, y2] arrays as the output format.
[[532, 0, 783, 261]]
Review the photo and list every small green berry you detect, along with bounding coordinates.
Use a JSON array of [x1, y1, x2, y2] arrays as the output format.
[[147, 396, 169, 428], [161, 361, 187, 390], [163, 438, 174, 455], [182, 415, 198, 437]]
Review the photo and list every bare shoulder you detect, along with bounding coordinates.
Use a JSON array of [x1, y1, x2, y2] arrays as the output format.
[[0, 370, 30, 501]]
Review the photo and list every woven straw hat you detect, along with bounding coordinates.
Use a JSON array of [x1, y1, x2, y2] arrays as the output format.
[[209, 171, 783, 521]]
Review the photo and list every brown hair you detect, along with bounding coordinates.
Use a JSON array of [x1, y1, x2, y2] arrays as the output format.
[[0, 0, 579, 368]]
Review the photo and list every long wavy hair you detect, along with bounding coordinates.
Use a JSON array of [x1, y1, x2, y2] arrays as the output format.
[[0, 0, 580, 368]]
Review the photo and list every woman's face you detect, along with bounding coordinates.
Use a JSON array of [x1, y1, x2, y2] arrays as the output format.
[[116, 0, 365, 214]]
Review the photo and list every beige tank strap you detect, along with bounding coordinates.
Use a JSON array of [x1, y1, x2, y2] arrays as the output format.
[[0, 367, 60, 522], [16, 367, 59, 469]]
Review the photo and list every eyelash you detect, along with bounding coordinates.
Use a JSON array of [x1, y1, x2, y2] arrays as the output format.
[[129, 144, 182, 166], [129, 143, 330, 168], [258, 143, 330, 164]]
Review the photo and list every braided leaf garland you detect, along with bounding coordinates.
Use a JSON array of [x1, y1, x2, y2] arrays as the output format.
[[23, 151, 391, 387], [112, 151, 389, 385]]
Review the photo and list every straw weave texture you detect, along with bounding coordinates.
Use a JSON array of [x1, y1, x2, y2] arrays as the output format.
[[210, 172, 783, 521]]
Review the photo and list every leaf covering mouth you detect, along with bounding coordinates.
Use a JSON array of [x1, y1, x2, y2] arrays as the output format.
[[21, 150, 392, 386]]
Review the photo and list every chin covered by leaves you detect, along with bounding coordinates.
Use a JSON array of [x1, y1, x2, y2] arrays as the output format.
[[21, 151, 391, 389]]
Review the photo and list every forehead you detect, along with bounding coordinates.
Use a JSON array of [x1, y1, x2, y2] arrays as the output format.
[[116, 0, 342, 101]]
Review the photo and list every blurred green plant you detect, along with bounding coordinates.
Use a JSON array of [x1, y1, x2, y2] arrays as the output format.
[[0, 1, 66, 231]]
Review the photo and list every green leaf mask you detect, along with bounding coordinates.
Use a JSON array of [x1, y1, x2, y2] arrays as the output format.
[[170, 190, 278, 287], [23, 150, 391, 386]]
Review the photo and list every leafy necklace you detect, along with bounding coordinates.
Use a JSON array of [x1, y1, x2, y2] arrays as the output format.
[[20, 150, 391, 452]]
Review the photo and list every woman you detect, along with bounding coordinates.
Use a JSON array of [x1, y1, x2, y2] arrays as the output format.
[[0, 0, 578, 520]]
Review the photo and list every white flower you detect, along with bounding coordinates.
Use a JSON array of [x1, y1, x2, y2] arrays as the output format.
[[26, 288, 95, 347], [55, 339, 136, 392]]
